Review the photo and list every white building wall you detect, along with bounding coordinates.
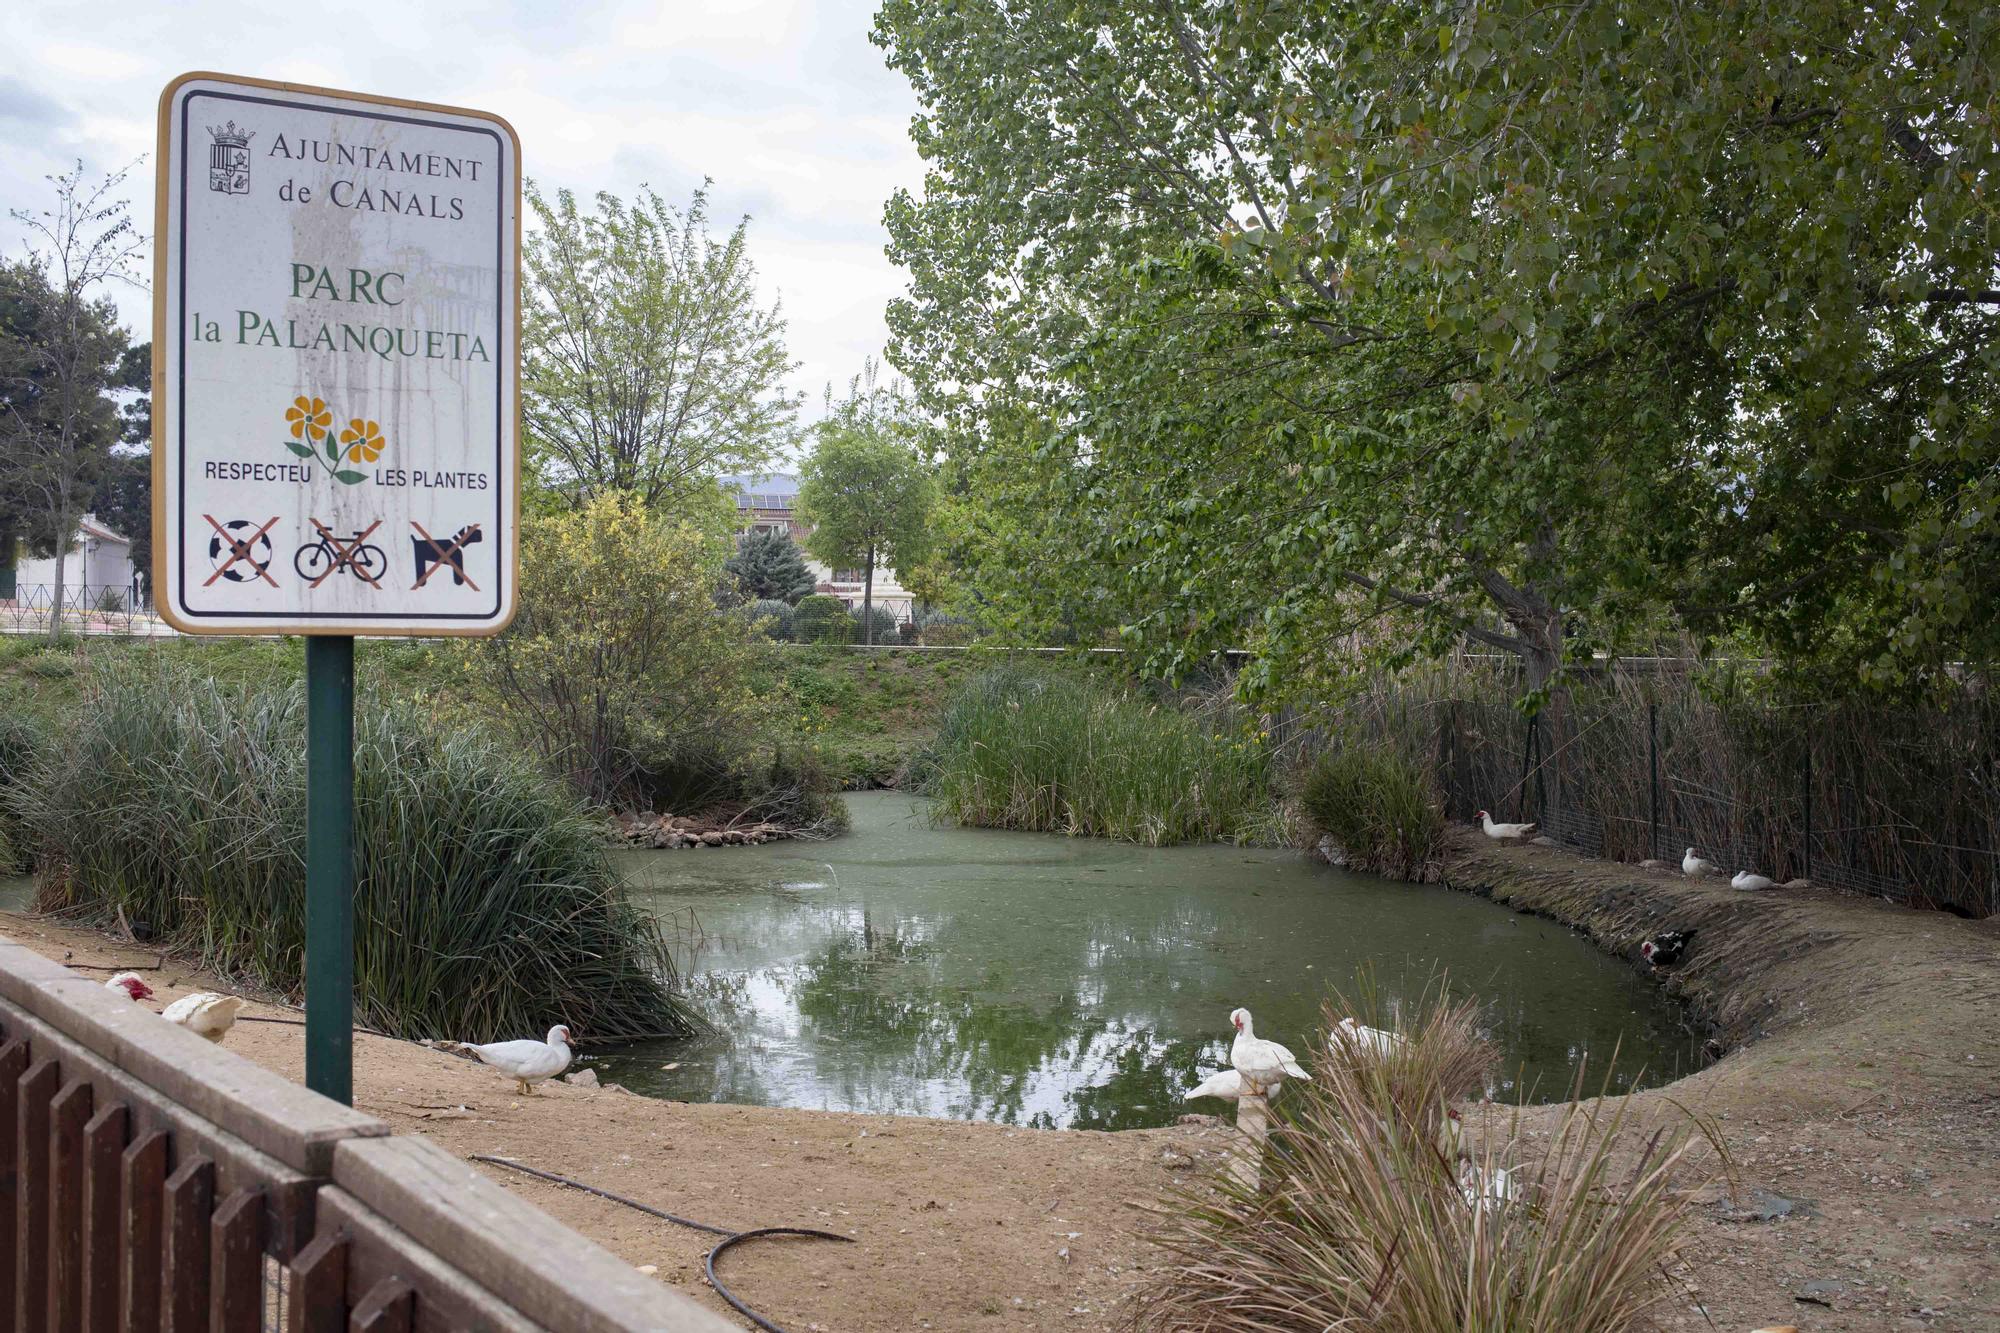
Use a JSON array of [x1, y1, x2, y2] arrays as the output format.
[[9, 518, 139, 608]]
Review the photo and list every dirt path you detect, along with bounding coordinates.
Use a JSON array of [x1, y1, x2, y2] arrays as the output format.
[[5, 836, 1997, 1331]]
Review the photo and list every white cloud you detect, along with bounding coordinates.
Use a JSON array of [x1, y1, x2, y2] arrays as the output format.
[[0, 0, 925, 433]]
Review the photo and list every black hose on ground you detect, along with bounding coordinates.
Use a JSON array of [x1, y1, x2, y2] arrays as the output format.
[[469, 1153, 853, 1333]]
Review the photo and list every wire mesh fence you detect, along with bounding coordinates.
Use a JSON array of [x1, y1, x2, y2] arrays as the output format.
[[0, 583, 170, 636], [1435, 686, 1999, 917]]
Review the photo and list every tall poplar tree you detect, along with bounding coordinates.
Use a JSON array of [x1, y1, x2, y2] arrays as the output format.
[[523, 182, 801, 512]]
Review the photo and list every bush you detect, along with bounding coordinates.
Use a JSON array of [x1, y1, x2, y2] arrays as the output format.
[[792, 594, 854, 644], [1136, 989, 1713, 1332], [744, 598, 794, 641], [739, 745, 850, 834], [913, 665, 1270, 845], [852, 604, 900, 645], [1298, 743, 1447, 881], [19, 660, 694, 1043], [468, 493, 763, 807]]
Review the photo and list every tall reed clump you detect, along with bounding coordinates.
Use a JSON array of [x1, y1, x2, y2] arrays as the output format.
[[1134, 989, 1715, 1332], [1298, 741, 1447, 882], [914, 665, 1271, 845], [0, 712, 44, 872], [19, 660, 693, 1043]]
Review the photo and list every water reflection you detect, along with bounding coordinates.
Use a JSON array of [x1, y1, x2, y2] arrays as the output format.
[[592, 794, 1700, 1129]]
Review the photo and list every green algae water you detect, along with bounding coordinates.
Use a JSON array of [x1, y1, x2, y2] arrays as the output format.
[[593, 793, 1701, 1128]]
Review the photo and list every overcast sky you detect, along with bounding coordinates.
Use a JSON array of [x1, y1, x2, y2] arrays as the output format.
[[0, 0, 926, 429]]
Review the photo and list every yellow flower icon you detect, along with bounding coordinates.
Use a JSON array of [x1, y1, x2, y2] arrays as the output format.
[[285, 396, 331, 441], [340, 419, 387, 464]]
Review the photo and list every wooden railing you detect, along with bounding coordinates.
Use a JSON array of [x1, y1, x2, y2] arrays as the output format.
[[0, 936, 738, 1331]]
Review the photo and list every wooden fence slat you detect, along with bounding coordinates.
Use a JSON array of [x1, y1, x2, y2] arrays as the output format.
[[161, 1155, 215, 1333], [209, 1187, 266, 1333], [14, 1057, 59, 1333], [348, 1277, 414, 1333], [121, 1129, 169, 1333], [50, 1077, 95, 1332], [0, 1034, 29, 1312], [284, 1230, 348, 1333], [80, 1102, 128, 1333]]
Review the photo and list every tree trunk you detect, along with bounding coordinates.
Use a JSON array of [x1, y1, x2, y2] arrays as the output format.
[[862, 545, 876, 646], [47, 522, 70, 643]]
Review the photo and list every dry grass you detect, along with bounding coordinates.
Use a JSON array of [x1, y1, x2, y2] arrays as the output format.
[[1133, 987, 1718, 1332]]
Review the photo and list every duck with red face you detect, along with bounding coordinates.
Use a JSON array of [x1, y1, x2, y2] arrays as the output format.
[[105, 972, 155, 1002]]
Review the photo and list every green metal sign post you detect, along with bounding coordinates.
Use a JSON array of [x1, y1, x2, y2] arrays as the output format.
[[302, 632, 354, 1096], [305, 635, 355, 1104]]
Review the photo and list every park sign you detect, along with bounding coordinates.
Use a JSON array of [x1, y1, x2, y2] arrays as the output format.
[[154, 73, 519, 635]]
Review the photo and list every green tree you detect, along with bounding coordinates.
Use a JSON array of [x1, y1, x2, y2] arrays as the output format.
[[797, 412, 936, 645], [469, 493, 762, 807], [523, 181, 800, 512], [724, 526, 817, 603], [0, 163, 141, 638], [875, 1, 2000, 694]]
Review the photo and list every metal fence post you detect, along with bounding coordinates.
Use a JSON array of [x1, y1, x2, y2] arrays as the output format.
[[1803, 724, 1813, 884], [1648, 701, 1660, 861]]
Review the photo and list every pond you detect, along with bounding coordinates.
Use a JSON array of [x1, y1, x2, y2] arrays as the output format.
[[594, 793, 1701, 1129]]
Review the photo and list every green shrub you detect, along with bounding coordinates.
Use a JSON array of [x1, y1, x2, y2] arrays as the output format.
[[1298, 742, 1447, 882], [745, 598, 794, 641], [852, 605, 900, 645], [793, 594, 853, 644], [914, 665, 1270, 845], [920, 613, 973, 646], [466, 494, 764, 808], [20, 660, 694, 1043]]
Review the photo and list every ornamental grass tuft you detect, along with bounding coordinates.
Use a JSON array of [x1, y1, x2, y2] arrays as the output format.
[[1134, 986, 1717, 1331], [18, 659, 692, 1043]]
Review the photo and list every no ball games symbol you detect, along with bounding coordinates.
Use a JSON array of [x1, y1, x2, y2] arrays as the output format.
[[203, 515, 280, 587], [410, 521, 482, 591]]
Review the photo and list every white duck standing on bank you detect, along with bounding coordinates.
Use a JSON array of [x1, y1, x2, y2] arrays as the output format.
[[1476, 810, 1538, 840], [459, 1025, 573, 1095], [1682, 848, 1718, 877], [161, 992, 247, 1044], [1732, 870, 1777, 892], [1228, 1008, 1310, 1097]]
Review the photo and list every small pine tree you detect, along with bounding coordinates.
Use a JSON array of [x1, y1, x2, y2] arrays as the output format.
[[724, 528, 818, 603]]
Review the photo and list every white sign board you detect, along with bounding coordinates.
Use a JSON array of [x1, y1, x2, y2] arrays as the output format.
[[154, 73, 519, 635]]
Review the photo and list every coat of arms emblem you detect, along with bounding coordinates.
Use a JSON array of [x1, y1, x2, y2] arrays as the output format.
[[208, 121, 254, 195]]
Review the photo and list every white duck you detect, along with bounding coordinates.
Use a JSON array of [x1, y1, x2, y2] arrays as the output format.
[[1731, 871, 1776, 892], [459, 1025, 573, 1095], [105, 971, 155, 1002], [1228, 1008, 1309, 1097], [161, 992, 247, 1043], [1331, 1016, 1406, 1058], [1184, 1068, 1281, 1103], [1682, 848, 1718, 877], [1476, 810, 1537, 840]]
